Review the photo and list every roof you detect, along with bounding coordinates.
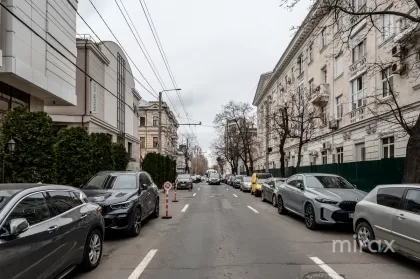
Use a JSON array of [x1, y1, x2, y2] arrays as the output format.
[[299, 173, 341, 177], [252, 71, 273, 106]]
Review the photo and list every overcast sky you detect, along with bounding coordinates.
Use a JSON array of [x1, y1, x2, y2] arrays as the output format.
[[77, 0, 309, 163]]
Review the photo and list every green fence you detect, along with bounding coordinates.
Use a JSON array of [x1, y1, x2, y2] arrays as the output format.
[[255, 158, 406, 192]]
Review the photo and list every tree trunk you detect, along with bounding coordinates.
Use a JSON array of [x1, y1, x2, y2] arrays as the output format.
[[403, 116, 420, 183], [279, 136, 287, 177], [296, 142, 303, 168], [245, 164, 250, 176]]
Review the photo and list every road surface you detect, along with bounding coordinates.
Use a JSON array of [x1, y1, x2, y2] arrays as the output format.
[[71, 182, 420, 279]]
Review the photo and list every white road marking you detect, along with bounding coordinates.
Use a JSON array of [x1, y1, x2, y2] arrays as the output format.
[[198, 188, 200, 191], [233, 194, 238, 197], [309, 256, 344, 279], [181, 204, 189, 212], [193, 193, 196, 197], [128, 249, 158, 279], [226, 188, 228, 191], [247, 206, 259, 213]]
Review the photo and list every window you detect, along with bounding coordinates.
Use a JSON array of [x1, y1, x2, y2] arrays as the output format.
[[127, 142, 133, 158], [382, 67, 394, 98], [153, 137, 158, 148], [294, 175, 304, 189], [308, 43, 313, 63], [7, 193, 50, 226], [140, 137, 145, 148], [140, 117, 146, 126], [286, 176, 296, 187], [381, 14, 394, 41], [321, 67, 327, 83], [320, 106, 327, 125], [153, 116, 158, 127], [382, 136, 395, 159], [291, 67, 295, 82], [337, 147, 344, 164], [355, 143, 366, 161], [306, 175, 354, 189], [377, 187, 405, 209], [71, 192, 84, 205], [322, 151, 328, 164], [336, 95, 343, 118], [117, 53, 126, 134], [309, 79, 314, 96], [321, 27, 327, 48], [297, 55, 303, 75], [398, 8, 418, 32], [352, 0, 366, 11], [85, 173, 109, 189], [351, 74, 366, 110], [404, 189, 420, 214], [352, 39, 366, 63], [334, 11, 343, 33], [334, 54, 343, 78], [0, 81, 31, 120], [46, 191, 80, 215]]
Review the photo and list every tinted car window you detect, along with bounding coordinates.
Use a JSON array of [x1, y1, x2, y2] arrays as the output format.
[[7, 193, 50, 226], [71, 191, 85, 205], [286, 177, 296, 186], [305, 176, 354, 189], [377, 187, 405, 209], [404, 189, 420, 214], [47, 191, 79, 215], [85, 173, 109, 189]]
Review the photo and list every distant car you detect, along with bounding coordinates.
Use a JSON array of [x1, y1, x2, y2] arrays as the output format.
[[193, 175, 202, 183], [240, 176, 252, 192], [208, 173, 221, 185], [354, 184, 420, 258], [0, 184, 105, 279], [251, 173, 273, 197], [276, 173, 367, 230], [261, 177, 287, 206], [82, 171, 160, 236], [233, 175, 243, 189], [176, 174, 193, 189]]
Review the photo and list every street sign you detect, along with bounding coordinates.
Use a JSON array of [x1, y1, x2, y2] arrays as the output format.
[[163, 181, 173, 191]]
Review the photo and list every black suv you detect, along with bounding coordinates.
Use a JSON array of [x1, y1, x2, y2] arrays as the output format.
[[82, 171, 159, 237]]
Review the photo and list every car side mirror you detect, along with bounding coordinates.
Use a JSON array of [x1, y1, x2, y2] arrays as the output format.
[[9, 218, 29, 236]]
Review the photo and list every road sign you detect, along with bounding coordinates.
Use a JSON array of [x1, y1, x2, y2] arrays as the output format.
[[163, 181, 172, 191]]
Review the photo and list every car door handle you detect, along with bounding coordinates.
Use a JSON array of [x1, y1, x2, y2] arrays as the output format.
[[398, 214, 406, 220], [80, 213, 88, 219], [47, 225, 59, 233]]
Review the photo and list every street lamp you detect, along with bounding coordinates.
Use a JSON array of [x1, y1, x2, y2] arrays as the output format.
[[2, 138, 16, 183]]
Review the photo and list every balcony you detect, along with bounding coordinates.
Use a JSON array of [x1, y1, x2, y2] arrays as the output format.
[[350, 5, 367, 26], [310, 84, 329, 107], [349, 55, 367, 79], [350, 107, 365, 124]]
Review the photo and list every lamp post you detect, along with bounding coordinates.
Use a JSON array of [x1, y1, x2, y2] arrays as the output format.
[[2, 138, 16, 183], [158, 88, 181, 154]]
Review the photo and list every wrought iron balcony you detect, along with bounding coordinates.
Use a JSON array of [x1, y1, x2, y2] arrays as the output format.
[[310, 84, 329, 107]]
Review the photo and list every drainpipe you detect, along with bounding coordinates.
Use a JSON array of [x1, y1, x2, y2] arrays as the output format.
[[82, 40, 88, 128]]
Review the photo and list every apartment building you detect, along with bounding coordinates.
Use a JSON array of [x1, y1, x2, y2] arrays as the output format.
[[253, 0, 420, 170], [45, 35, 141, 171], [0, 0, 78, 118], [138, 100, 178, 160]]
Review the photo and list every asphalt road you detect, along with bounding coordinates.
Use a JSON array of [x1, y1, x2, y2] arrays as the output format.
[[71, 182, 420, 279]]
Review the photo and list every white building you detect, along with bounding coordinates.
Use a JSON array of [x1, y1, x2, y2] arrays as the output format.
[[253, 0, 419, 170], [45, 35, 141, 171], [0, 0, 78, 117]]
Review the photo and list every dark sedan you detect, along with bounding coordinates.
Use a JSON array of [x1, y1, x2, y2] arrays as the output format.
[[176, 174, 193, 189], [82, 171, 159, 237], [0, 184, 104, 279]]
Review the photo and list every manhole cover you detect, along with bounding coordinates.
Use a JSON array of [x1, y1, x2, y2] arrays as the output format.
[[303, 272, 342, 279]]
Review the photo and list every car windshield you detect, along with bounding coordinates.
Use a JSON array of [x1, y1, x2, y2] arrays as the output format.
[[257, 173, 272, 179], [306, 176, 355, 189], [84, 173, 109, 189], [243, 177, 252, 182], [178, 174, 190, 180], [106, 174, 137, 189]]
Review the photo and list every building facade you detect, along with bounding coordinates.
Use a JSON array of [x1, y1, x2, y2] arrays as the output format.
[[0, 0, 78, 118], [45, 35, 141, 171], [253, 0, 419, 170], [138, 101, 178, 161]]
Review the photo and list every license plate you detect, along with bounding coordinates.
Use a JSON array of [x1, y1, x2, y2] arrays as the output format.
[[349, 213, 354, 218]]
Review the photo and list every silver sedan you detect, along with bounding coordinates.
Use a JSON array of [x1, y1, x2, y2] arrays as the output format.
[[240, 176, 252, 192], [261, 177, 287, 206]]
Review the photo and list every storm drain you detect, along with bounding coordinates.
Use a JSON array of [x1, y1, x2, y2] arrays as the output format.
[[303, 272, 345, 279]]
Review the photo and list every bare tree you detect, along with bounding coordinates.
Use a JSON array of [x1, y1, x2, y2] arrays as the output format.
[[211, 133, 241, 174], [270, 104, 292, 176], [280, 0, 420, 182]]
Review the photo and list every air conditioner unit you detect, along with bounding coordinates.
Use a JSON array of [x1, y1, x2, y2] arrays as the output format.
[[391, 45, 407, 57], [329, 119, 338, 130], [392, 61, 406, 74], [322, 142, 332, 150]]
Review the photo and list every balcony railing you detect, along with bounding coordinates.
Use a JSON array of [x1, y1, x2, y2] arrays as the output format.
[[349, 55, 367, 78], [350, 106, 365, 124], [310, 84, 329, 106]]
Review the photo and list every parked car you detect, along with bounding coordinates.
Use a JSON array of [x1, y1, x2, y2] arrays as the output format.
[[222, 174, 230, 184], [261, 177, 287, 205], [240, 176, 252, 192], [0, 183, 105, 279], [354, 184, 420, 258], [176, 174, 193, 189], [233, 175, 243, 189], [251, 173, 273, 197], [82, 171, 159, 237], [276, 173, 367, 230], [208, 173, 221, 185]]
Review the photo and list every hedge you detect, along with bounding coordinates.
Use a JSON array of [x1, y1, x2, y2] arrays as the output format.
[[142, 152, 176, 188]]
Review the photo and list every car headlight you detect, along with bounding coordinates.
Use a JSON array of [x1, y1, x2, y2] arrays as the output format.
[[315, 197, 338, 204], [110, 201, 134, 210]]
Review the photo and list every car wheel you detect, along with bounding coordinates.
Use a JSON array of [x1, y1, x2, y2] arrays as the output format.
[[356, 222, 377, 253], [261, 191, 265, 202], [277, 195, 287, 215], [304, 204, 317, 230], [80, 229, 103, 271], [272, 195, 277, 207], [127, 207, 142, 237], [152, 199, 159, 218]]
